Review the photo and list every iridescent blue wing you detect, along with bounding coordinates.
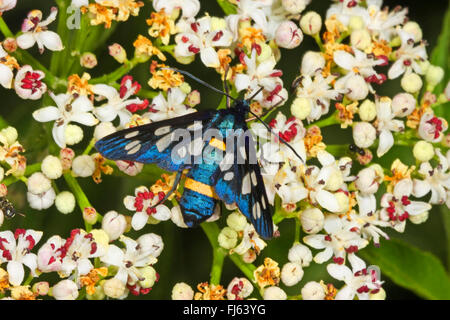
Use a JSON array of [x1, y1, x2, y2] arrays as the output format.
[[95, 110, 218, 172], [212, 128, 274, 239]]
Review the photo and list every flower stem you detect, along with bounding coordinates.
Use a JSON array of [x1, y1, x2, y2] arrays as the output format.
[[308, 112, 339, 128], [83, 138, 96, 155], [90, 57, 141, 85], [200, 222, 227, 285], [0, 16, 13, 38], [63, 173, 94, 231], [313, 33, 325, 51], [2, 162, 42, 186]]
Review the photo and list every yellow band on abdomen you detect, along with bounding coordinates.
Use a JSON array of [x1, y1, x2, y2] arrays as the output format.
[[184, 177, 219, 199], [209, 138, 226, 151]]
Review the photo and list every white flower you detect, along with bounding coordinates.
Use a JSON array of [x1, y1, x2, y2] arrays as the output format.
[[27, 172, 51, 195], [380, 178, 432, 232], [352, 121, 376, 149], [153, 0, 200, 18], [374, 96, 405, 157], [413, 149, 450, 206], [231, 223, 267, 255], [103, 278, 126, 299], [59, 229, 104, 277], [27, 188, 56, 210], [300, 51, 326, 76], [14, 65, 47, 100], [17, 8, 64, 54], [52, 279, 79, 300], [100, 235, 158, 285], [391, 92, 416, 117], [37, 235, 64, 273], [41, 155, 63, 179], [281, 262, 304, 286], [33, 93, 98, 148], [418, 110, 448, 143], [0, 46, 15, 89], [102, 211, 127, 241], [175, 16, 233, 68], [72, 155, 96, 177], [235, 49, 288, 108], [0, 229, 43, 286], [55, 191, 76, 214], [288, 243, 312, 267], [294, 73, 343, 122], [355, 167, 380, 195], [226, 277, 253, 300], [144, 87, 194, 122], [93, 76, 148, 127], [303, 215, 368, 264], [71, 0, 89, 8], [263, 286, 287, 300], [274, 21, 303, 49], [123, 186, 171, 231], [172, 282, 194, 300], [388, 30, 428, 79], [327, 256, 383, 300], [301, 281, 325, 300], [0, 0, 16, 12]]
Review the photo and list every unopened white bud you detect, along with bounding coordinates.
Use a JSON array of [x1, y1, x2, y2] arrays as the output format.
[[94, 122, 116, 141], [257, 43, 273, 63], [301, 281, 325, 300], [413, 140, 434, 162], [51, 279, 79, 300], [72, 155, 96, 177], [65, 124, 84, 146], [351, 29, 371, 50], [346, 75, 369, 100], [281, 262, 304, 286], [210, 17, 227, 31], [172, 282, 194, 300], [1, 126, 18, 145], [353, 122, 376, 149], [55, 191, 76, 214], [226, 212, 247, 232], [288, 243, 312, 267], [291, 97, 311, 120], [300, 11, 322, 35], [355, 167, 379, 194], [409, 211, 429, 224], [425, 65, 444, 87], [139, 266, 157, 288], [27, 172, 51, 194], [218, 227, 238, 249], [27, 188, 55, 210], [402, 22, 422, 42], [401, 73, 423, 93], [348, 16, 365, 31], [171, 205, 188, 228], [275, 21, 303, 49], [41, 155, 63, 180], [300, 207, 324, 234], [103, 278, 126, 299], [102, 211, 127, 241], [325, 169, 344, 192], [282, 0, 310, 14], [335, 191, 349, 213], [300, 51, 325, 76], [359, 99, 377, 121], [369, 287, 386, 300], [263, 286, 287, 300], [391, 93, 416, 117], [137, 233, 164, 257], [80, 52, 98, 69]]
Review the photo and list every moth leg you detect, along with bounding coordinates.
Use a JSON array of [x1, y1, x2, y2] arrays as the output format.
[[149, 171, 183, 208], [223, 65, 231, 108]]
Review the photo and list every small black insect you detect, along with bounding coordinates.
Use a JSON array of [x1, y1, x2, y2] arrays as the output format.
[[349, 144, 366, 156], [0, 197, 19, 219]]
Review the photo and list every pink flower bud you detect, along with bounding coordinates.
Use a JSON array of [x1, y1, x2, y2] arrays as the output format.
[[102, 210, 126, 241], [3, 38, 17, 52], [83, 207, 98, 225], [80, 52, 98, 69], [275, 21, 303, 49], [51, 279, 79, 300], [109, 43, 127, 64]]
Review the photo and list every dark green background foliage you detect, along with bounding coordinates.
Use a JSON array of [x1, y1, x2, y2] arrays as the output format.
[[0, 0, 449, 299]]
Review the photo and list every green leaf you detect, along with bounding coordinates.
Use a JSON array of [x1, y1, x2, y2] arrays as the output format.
[[217, 0, 238, 15], [429, 1, 450, 94], [359, 238, 450, 300]]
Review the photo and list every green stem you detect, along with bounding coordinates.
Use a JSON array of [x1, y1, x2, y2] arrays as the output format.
[[2, 163, 42, 186], [313, 33, 325, 52], [90, 57, 141, 85], [83, 138, 96, 155], [23, 272, 34, 286], [200, 222, 227, 285], [0, 16, 13, 37], [294, 218, 301, 243], [51, 0, 69, 76], [63, 173, 94, 231], [308, 112, 339, 128]]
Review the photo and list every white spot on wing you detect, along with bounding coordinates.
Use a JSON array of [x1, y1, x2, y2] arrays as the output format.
[[252, 202, 261, 220], [242, 173, 251, 195], [187, 121, 203, 131], [125, 140, 140, 151], [128, 144, 141, 155], [124, 131, 139, 139], [250, 171, 257, 186], [156, 133, 173, 152], [155, 126, 171, 136], [224, 172, 234, 181], [220, 152, 234, 171]]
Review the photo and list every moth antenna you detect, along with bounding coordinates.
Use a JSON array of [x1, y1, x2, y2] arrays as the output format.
[[246, 86, 264, 103], [248, 110, 305, 163], [223, 65, 231, 108], [162, 67, 236, 101]]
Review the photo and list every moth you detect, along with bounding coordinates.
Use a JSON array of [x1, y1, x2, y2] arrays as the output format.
[[95, 69, 303, 239]]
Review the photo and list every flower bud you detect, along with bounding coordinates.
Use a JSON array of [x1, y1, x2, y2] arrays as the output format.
[[226, 212, 247, 232], [355, 167, 379, 194], [351, 29, 371, 50], [301, 281, 325, 300], [41, 155, 63, 180], [171, 205, 188, 228], [257, 43, 273, 63], [274, 21, 303, 49], [391, 92, 416, 117], [352, 122, 376, 149], [72, 155, 96, 177], [80, 52, 98, 69], [325, 169, 344, 192], [172, 282, 194, 300], [345, 74, 369, 100], [86, 285, 105, 300], [55, 191, 76, 214], [139, 266, 157, 288], [358, 99, 377, 121], [27, 172, 51, 194], [226, 277, 253, 300], [291, 97, 311, 120], [369, 287, 386, 300], [210, 17, 227, 31], [103, 278, 126, 299], [32, 281, 50, 296], [300, 11, 322, 35], [102, 210, 127, 241], [282, 0, 310, 14], [1, 126, 18, 145], [402, 21, 422, 42], [186, 90, 201, 107], [335, 191, 349, 213], [409, 211, 429, 224], [51, 279, 79, 300], [242, 249, 257, 263], [27, 188, 55, 210], [300, 207, 324, 234], [115, 160, 143, 176], [288, 243, 312, 267], [348, 16, 365, 31], [65, 124, 84, 145], [218, 227, 238, 249], [401, 73, 423, 93], [300, 51, 325, 76], [425, 65, 444, 87], [263, 286, 287, 300], [3, 37, 17, 52], [60, 148, 75, 171], [137, 233, 164, 257], [413, 140, 434, 162], [281, 262, 304, 286], [94, 122, 116, 141], [83, 207, 98, 225], [109, 43, 127, 64]]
